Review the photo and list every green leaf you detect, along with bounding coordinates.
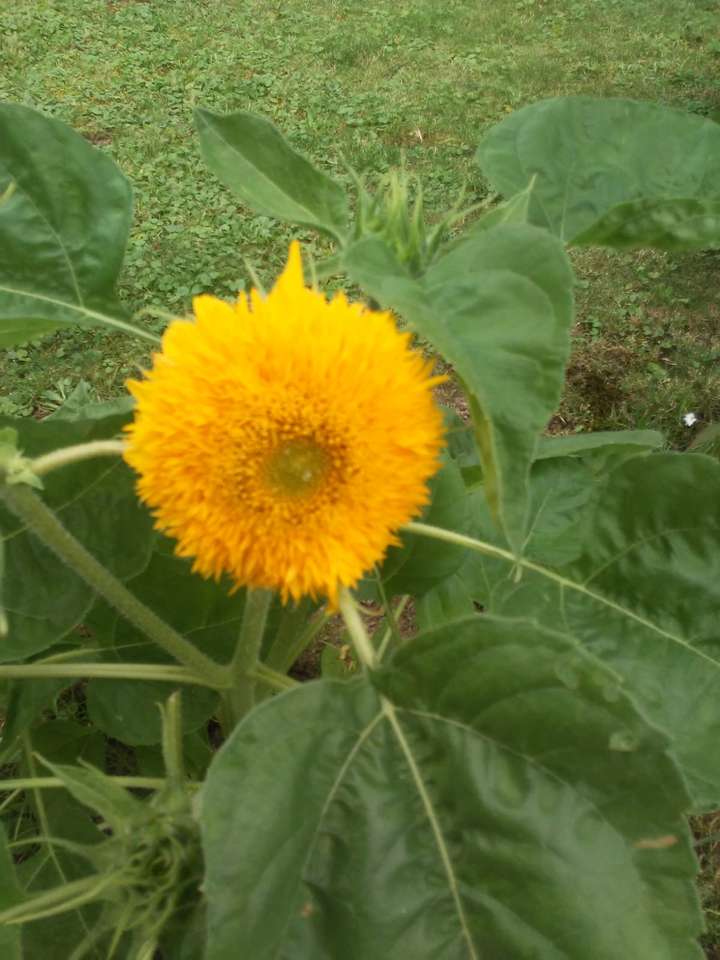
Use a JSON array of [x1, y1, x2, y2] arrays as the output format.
[[0, 409, 155, 661], [194, 108, 348, 240], [201, 633, 701, 959], [84, 548, 244, 744], [0, 102, 156, 347], [0, 677, 68, 765], [37, 758, 146, 831], [86, 677, 217, 747], [573, 197, 720, 251], [374, 458, 469, 597], [344, 226, 573, 552], [449, 452, 720, 810], [460, 181, 533, 236], [535, 428, 664, 464], [476, 96, 720, 244], [15, 837, 103, 960], [0, 823, 23, 959]]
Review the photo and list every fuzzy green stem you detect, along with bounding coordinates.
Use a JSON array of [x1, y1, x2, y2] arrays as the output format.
[[1, 776, 172, 793], [224, 588, 273, 725], [31, 440, 127, 477], [0, 662, 216, 686], [338, 589, 377, 669], [1, 485, 228, 690], [403, 520, 517, 564]]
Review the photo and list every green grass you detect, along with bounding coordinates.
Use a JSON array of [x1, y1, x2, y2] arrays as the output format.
[[2, 0, 720, 436]]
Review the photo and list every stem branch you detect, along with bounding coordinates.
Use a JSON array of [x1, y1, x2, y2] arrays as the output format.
[[32, 440, 126, 477], [0, 663, 217, 686]]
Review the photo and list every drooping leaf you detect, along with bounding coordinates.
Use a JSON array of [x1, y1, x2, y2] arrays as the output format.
[[535, 428, 664, 465], [344, 225, 573, 552], [0, 102, 155, 347], [573, 197, 720, 251], [201, 622, 702, 959], [194, 108, 349, 240], [0, 409, 155, 661], [476, 96, 720, 244]]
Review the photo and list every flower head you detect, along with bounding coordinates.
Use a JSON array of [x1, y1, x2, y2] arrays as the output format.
[[124, 243, 445, 604], [683, 412, 698, 427]]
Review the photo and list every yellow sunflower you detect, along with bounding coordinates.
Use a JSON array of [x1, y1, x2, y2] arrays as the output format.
[[124, 242, 445, 604]]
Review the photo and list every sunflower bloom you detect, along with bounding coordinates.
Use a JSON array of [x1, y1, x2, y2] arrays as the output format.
[[124, 242, 445, 604]]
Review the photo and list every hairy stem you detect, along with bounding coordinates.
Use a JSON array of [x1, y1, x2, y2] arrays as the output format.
[[1, 485, 228, 690], [338, 588, 377, 669], [1, 776, 174, 793], [31, 440, 127, 477], [0, 663, 217, 686], [223, 588, 273, 727]]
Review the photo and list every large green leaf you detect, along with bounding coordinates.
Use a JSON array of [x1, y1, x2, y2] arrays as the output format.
[[344, 225, 573, 552], [201, 620, 702, 959], [0, 103, 155, 347], [194, 108, 348, 241], [476, 96, 720, 245], [430, 452, 720, 810], [0, 409, 155, 661]]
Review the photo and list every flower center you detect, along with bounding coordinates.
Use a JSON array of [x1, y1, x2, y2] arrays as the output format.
[[265, 437, 330, 497]]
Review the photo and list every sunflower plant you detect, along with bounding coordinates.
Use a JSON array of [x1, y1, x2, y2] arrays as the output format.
[[0, 97, 719, 959]]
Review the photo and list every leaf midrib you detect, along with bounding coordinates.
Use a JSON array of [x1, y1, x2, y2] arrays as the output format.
[[0, 283, 160, 343]]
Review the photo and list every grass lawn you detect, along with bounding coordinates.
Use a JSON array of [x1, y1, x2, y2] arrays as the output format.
[[2, 0, 720, 950]]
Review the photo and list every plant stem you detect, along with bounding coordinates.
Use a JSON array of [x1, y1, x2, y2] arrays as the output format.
[[1, 485, 228, 690], [1, 776, 173, 793], [403, 520, 517, 564], [0, 663, 217, 686], [250, 662, 299, 692], [31, 440, 127, 477], [338, 588, 377, 669], [160, 692, 185, 795], [223, 588, 273, 726]]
